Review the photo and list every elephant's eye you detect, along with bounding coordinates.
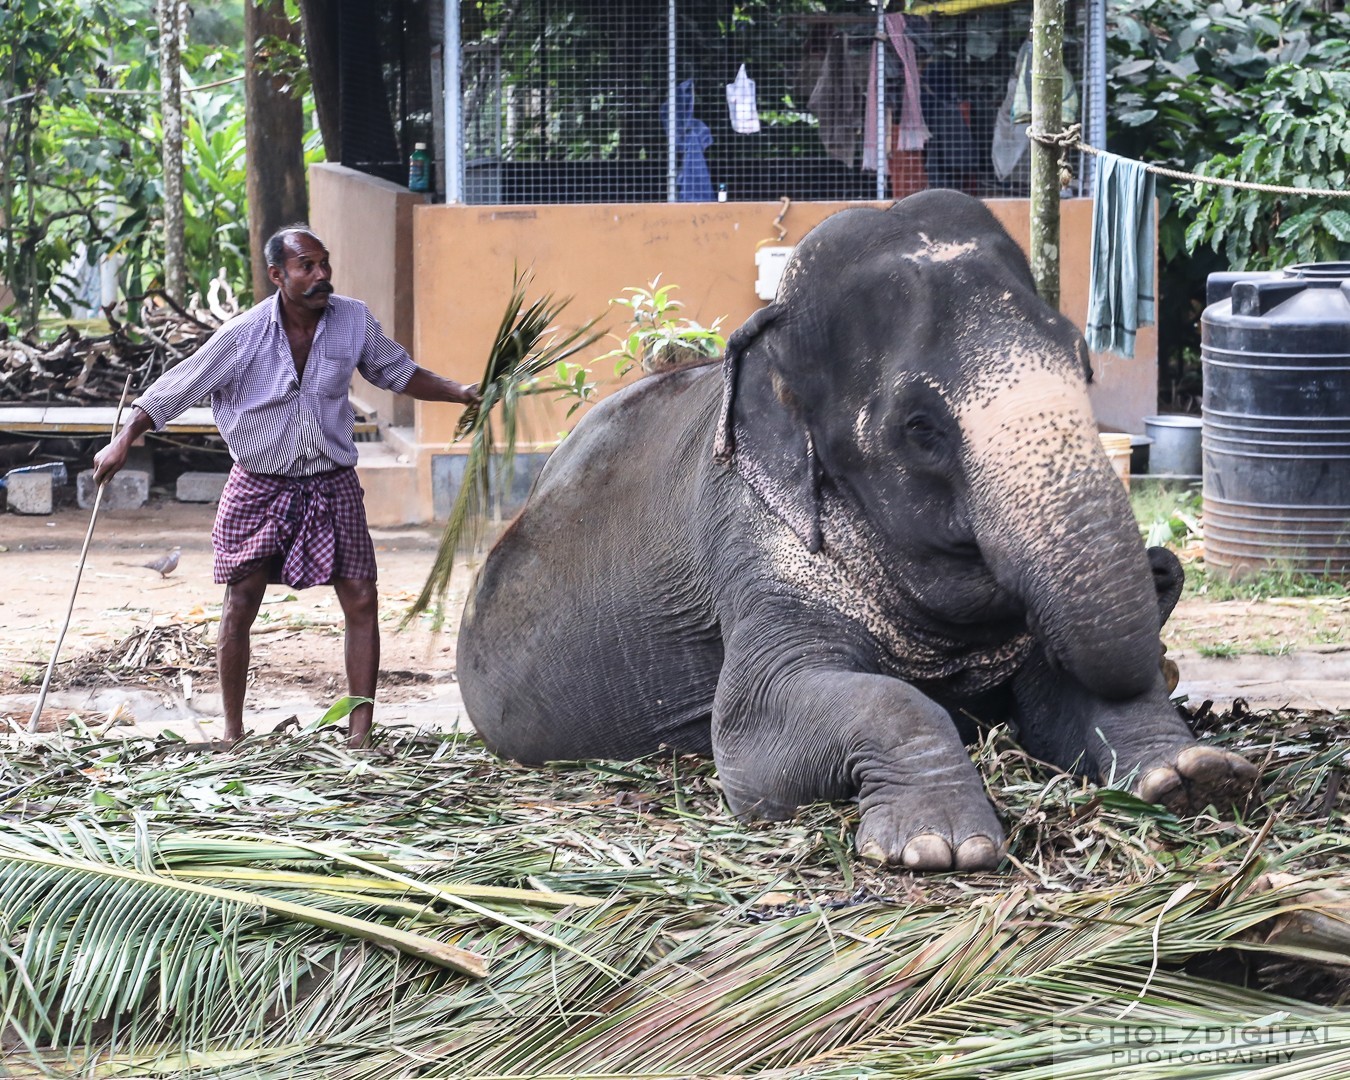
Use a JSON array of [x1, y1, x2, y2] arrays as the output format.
[[905, 413, 940, 444]]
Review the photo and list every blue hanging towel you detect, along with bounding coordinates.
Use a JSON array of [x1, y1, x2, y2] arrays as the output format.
[[668, 79, 714, 202], [1086, 152, 1156, 359]]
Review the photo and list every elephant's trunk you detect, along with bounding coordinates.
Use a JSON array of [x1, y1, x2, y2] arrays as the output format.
[[958, 363, 1160, 700]]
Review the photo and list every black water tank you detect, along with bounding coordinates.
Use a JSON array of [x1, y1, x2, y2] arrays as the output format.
[[1201, 263, 1350, 581]]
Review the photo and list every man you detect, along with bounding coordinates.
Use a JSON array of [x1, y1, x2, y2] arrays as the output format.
[[94, 225, 478, 747]]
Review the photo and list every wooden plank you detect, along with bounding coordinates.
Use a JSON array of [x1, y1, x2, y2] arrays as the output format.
[[0, 406, 375, 435]]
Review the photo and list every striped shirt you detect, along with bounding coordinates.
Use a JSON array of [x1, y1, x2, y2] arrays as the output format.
[[131, 293, 417, 477]]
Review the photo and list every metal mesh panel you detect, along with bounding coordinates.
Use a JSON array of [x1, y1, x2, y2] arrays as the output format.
[[455, 0, 1090, 206], [336, 0, 435, 185]]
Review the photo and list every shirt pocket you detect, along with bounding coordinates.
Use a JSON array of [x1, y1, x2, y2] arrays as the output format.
[[314, 349, 356, 398]]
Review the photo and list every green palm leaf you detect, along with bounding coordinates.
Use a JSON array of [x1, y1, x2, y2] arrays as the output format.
[[409, 266, 604, 625]]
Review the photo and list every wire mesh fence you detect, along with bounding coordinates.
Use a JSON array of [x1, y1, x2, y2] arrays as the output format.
[[337, 0, 1103, 206]]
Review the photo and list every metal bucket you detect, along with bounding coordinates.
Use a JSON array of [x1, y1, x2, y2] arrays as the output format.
[[1201, 262, 1350, 580], [1144, 415, 1202, 476]]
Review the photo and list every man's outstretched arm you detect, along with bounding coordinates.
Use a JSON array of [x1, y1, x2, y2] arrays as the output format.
[[400, 368, 480, 406]]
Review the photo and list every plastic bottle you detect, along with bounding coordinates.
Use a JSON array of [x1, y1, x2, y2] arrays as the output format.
[[717, 183, 728, 202], [408, 142, 431, 193]]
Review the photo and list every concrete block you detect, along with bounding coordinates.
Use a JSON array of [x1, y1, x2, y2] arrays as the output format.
[[77, 469, 149, 510], [176, 471, 228, 503], [6, 470, 53, 515], [125, 446, 155, 485], [431, 451, 550, 521]]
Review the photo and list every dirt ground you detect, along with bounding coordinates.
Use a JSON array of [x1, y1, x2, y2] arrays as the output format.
[[1, 498, 1347, 740], [0, 499, 473, 738]]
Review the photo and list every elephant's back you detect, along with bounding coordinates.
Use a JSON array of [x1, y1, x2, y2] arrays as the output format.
[[533, 362, 721, 496], [457, 363, 725, 762]]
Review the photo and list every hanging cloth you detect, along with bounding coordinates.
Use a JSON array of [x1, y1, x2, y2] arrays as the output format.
[[1086, 152, 1157, 359], [862, 15, 930, 171], [667, 79, 714, 201], [808, 33, 861, 167], [726, 64, 761, 134]]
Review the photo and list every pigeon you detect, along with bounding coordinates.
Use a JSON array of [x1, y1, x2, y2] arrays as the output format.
[[142, 546, 181, 578]]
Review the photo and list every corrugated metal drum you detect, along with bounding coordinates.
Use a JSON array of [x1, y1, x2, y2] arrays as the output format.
[[1201, 263, 1350, 580]]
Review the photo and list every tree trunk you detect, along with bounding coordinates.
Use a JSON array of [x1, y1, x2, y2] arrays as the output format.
[[1029, 0, 1065, 310], [245, 0, 308, 303], [297, 0, 340, 162], [158, 0, 188, 303]]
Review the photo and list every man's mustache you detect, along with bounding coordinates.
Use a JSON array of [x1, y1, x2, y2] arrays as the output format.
[[304, 281, 334, 298]]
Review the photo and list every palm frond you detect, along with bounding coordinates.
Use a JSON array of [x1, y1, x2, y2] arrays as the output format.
[[408, 265, 604, 625], [1, 711, 1346, 1077]]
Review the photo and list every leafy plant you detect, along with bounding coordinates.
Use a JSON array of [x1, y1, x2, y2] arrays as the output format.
[[1, 722, 1348, 1075], [598, 277, 727, 377], [1179, 65, 1350, 269]]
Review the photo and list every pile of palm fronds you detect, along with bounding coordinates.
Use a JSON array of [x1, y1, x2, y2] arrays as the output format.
[[409, 267, 603, 625], [0, 698, 1347, 1077]]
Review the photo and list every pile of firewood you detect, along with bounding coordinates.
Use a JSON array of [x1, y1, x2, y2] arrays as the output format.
[[0, 274, 241, 405]]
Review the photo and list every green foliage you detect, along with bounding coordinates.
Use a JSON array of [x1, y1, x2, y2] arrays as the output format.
[[0, 0, 132, 326], [2, 0, 318, 326], [1179, 65, 1350, 269], [598, 277, 727, 377]]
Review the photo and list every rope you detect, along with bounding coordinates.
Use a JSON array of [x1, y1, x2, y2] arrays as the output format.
[[1028, 124, 1350, 198]]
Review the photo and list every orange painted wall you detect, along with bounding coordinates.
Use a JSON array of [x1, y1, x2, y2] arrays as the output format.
[[411, 198, 1156, 453]]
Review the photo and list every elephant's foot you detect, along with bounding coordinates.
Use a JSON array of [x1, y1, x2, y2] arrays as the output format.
[[856, 783, 1005, 871], [1133, 744, 1259, 816]]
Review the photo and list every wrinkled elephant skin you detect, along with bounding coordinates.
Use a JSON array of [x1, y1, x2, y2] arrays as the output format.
[[458, 190, 1256, 872]]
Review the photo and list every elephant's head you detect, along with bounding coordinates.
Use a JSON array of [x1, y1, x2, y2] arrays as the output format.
[[716, 190, 1160, 700]]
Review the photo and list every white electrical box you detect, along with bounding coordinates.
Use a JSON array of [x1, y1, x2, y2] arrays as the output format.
[[754, 245, 794, 301]]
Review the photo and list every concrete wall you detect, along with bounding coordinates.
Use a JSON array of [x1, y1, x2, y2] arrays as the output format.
[[309, 164, 428, 427], [410, 198, 1156, 454]]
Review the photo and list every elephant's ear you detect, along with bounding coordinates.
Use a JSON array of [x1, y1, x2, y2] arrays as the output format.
[[714, 303, 824, 554], [714, 303, 779, 464]]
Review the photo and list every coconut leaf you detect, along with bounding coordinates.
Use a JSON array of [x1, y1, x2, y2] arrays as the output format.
[[408, 266, 604, 625], [1, 711, 1346, 1076]]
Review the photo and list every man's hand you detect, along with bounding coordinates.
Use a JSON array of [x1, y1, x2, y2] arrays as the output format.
[[92, 407, 154, 485], [91, 441, 129, 485]]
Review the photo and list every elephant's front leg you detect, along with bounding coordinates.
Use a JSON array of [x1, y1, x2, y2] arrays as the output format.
[[1012, 651, 1258, 815], [712, 634, 1004, 871]]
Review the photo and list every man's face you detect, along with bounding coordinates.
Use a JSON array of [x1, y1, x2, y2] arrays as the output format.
[[270, 233, 333, 312]]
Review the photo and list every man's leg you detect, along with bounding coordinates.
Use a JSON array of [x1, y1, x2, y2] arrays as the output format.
[[333, 578, 380, 747], [218, 566, 270, 743]]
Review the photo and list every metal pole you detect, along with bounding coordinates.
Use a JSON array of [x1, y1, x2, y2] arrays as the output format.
[[443, 0, 463, 203], [667, 0, 677, 203], [1086, 0, 1107, 194], [875, 2, 886, 201], [1030, 0, 1065, 309]]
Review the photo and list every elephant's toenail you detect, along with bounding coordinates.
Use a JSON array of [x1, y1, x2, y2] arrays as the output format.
[[955, 836, 1002, 870], [902, 834, 952, 870], [859, 840, 887, 865], [1176, 746, 1227, 780], [1138, 766, 1182, 802]]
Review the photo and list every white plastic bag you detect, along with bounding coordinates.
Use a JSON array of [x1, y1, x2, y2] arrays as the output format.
[[726, 64, 760, 134]]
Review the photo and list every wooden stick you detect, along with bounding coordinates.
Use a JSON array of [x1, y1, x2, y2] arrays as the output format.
[[27, 374, 134, 735]]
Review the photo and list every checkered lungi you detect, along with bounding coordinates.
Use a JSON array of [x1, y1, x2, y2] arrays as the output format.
[[211, 465, 378, 588]]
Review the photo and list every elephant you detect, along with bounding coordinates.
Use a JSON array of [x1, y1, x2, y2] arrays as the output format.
[[457, 189, 1256, 872]]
